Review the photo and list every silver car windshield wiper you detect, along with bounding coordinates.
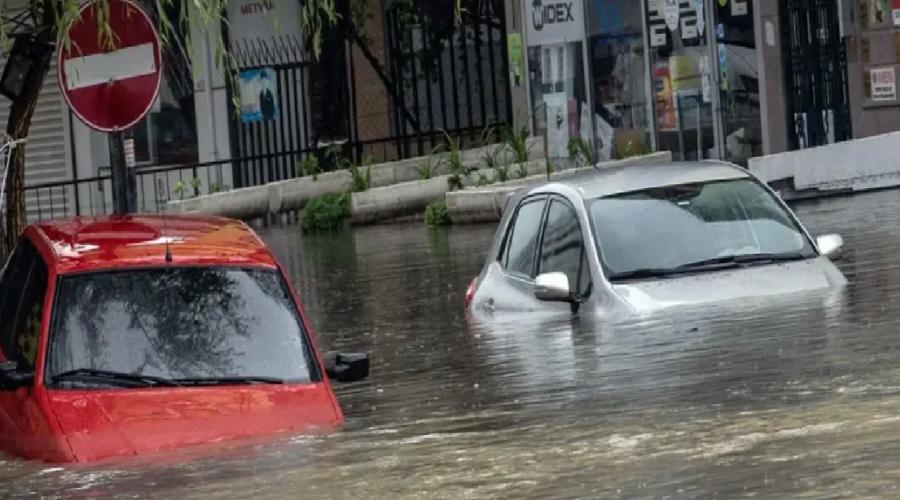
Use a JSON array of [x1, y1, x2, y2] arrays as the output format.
[[53, 368, 183, 387], [173, 376, 286, 386], [608, 253, 811, 283], [607, 268, 683, 282], [678, 252, 810, 270]]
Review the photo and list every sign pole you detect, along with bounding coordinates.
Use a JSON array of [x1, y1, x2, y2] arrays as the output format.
[[108, 131, 128, 215]]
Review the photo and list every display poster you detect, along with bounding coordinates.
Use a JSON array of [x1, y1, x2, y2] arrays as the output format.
[[871, 67, 897, 101], [664, 0, 680, 32], [647, 0, 668, 47], [507, 34, 525, 87], [239, 68, 278, 123], [545, 93, 569, 158]]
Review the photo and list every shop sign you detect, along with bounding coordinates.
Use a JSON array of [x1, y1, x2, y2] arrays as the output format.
[[893, 0, 900, 26], [871, 67, 897, 101], [227, 0, 302, 52], [526, 0, 585, 47], [731, 0, 748, 16]]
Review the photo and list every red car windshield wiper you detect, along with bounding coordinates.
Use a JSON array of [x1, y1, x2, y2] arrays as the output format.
[[53, 368, 183, 387], [173, 376, 286, 386]]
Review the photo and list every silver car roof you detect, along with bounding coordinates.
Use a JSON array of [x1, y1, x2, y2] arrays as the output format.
[[538, 161, 751, 199]]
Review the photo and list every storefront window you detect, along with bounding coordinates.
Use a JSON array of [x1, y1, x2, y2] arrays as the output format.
[[644, 0, 760, 164], [525, 0, 590, 162], [527, 41, 589, 160], [646, 0, 714, 161], [586, 0, 651, 161], [714, 0, 761, 165]]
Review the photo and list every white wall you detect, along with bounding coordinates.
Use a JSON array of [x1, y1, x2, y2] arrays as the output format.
[[749, 131, 900, 193]]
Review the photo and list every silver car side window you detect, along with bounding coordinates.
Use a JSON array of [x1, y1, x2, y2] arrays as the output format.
[[500, 198, 547, 278]]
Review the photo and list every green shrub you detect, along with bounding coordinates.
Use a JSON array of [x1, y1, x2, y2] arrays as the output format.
[[442, 131, 471, 191], [568, 137, 595, 168], [612, 137, 650, 160], [516, 162, 529, 179], [173, 180, 186, 200], [301, 193, 350, 233], [298, 155, 321, 180], [348, 154, 374, 192], [416, 145, 444, 180], [424, 198, 451, 227], [191, 177, 202, 197], [325, 145, 351, 171], [503, 124, 531, 164]]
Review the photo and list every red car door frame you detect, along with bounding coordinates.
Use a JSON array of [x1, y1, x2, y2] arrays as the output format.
[[0, 234, 72, 462]]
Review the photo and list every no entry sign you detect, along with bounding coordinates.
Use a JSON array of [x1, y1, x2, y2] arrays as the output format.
[[58, 0, 162, 132]]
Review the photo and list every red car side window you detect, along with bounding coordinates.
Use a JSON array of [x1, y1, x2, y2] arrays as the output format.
[[0, 240, 40, 362]]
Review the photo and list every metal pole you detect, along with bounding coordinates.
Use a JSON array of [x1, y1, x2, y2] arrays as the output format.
[[108, 130, 137, 214]]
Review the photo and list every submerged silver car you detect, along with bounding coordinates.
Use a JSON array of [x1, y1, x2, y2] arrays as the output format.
[[466, 161, 847, 316]]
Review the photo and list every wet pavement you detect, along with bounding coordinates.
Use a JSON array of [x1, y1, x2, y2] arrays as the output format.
[[5, 189, 900, 498]]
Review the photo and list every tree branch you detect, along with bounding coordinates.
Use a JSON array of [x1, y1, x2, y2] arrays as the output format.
[[347, 27, 421, 133]]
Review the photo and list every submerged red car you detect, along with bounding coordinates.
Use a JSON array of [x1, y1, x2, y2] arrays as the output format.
[[0, 215, 368, 463]]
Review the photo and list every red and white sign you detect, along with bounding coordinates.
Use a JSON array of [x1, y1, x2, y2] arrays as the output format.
[[58, 0, 162, 132], [871, 67, 897, 102]]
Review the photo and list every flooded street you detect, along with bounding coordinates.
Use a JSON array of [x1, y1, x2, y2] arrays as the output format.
[[7, 189, 900, 498]]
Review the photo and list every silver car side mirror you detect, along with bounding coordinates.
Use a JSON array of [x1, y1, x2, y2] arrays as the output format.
[[817, 234, 844, 261], [534, 272, 571, 302]]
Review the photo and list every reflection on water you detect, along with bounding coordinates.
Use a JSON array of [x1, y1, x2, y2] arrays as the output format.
[[8, 190, 900, 498]]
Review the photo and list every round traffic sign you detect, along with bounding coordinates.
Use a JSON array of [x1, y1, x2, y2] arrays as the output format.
[[58, 0, 162, 132]]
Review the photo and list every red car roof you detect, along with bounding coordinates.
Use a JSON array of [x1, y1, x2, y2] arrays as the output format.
[[29, 215, 277, 274]]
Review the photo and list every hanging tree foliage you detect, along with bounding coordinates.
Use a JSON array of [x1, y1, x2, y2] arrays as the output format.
[[0, 0, 462, 259], [0, 0, 341, 259]]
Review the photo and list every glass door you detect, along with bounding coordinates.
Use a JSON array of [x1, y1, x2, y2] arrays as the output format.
[[646, 0, 717, 161], [712, 0, 762, 165]]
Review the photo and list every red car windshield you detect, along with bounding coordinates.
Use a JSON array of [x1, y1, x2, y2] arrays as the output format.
[[46, 267, 316, 387]]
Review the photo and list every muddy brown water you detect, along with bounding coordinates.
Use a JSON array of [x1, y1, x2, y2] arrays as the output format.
[[5, 190, 900, 498]]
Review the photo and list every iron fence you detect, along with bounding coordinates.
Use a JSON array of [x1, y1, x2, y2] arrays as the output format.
[[21, 0, 514, 222]]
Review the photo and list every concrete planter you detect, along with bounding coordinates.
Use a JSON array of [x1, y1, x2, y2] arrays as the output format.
[[168, 137, 545, 220], [445, 152, 673, 224], [350, 159, 550, 225]]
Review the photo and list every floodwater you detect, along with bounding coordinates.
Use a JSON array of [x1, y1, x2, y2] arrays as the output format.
[[6, 189, 900, 498]]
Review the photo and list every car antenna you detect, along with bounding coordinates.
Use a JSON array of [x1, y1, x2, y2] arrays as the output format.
[[157, 178, 173, 263]]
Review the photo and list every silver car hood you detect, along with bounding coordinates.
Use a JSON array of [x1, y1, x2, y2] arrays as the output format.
[[610, 257, 847, 313]]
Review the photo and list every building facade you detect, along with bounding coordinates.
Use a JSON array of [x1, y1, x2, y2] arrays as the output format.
[[2, 0, 514, 219], [510, 0, 888, 167]]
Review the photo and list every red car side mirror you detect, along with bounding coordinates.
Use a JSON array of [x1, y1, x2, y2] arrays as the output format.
[[0, 361, 34, 390], [325, 353, 369, 383]]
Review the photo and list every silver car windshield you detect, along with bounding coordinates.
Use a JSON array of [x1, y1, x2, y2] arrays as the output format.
[[589, 179, 817, 277]]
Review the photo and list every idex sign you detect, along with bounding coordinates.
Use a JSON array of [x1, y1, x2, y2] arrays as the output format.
[[532, 1, 575, 29], [526, 0, 585, 47]]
